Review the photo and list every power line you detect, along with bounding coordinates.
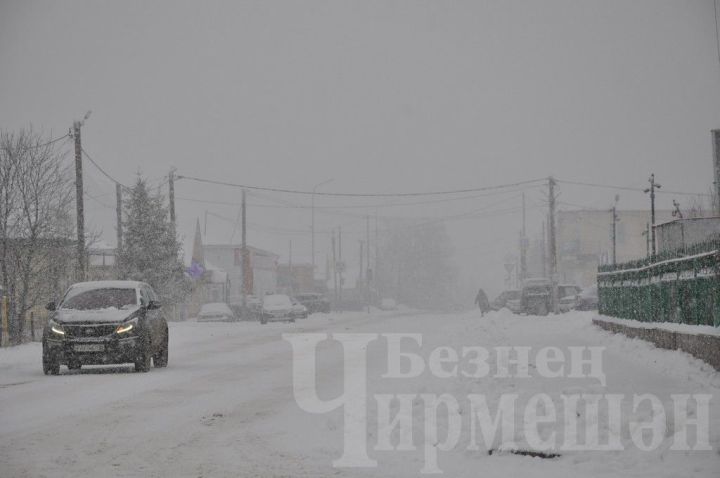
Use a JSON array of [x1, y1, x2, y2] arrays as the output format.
[[20, 133, 72, 151], [81, 148, 129, 189], [556, 178, 710, 197], [84, 191, 114, 209], [175, 174, 546, 198]]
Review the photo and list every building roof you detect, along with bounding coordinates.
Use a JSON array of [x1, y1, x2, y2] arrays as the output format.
[[656, 216, 720, 228]]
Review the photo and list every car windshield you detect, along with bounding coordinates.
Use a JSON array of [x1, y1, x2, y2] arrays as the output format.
[[264, 295, 291, 307], [61, 288, 137, 310]]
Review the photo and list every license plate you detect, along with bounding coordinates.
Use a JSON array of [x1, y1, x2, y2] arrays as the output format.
[[74, 344, 104, 353]]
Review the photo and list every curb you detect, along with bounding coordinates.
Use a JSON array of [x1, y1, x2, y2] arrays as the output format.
[[592, 317, 720, 371]]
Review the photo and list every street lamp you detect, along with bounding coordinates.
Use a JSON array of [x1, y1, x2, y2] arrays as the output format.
[[312, 179, 334, 278]]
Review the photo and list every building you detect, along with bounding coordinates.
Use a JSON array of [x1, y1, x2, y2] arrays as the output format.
[[556, 209, 673, 287], [656, 216, 720, 253], [87, 241, 117, 281], [277, 263, 317, 295], [202, 244, 278, 303]]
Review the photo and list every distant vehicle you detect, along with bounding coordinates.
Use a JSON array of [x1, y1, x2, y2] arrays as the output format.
[[293, 293, 331, 314], [520, 278, 552, 316], [491, 290, 521, 312], [260, 294, 295, 324], [290, 299, 309, 319], [558, 284, 582, 313], [229, 296, 262, 320], [198, 302, 235, 322], [42, 281, 169, 375], [574, 285, 599, 311], [380, 298, 398, 311]]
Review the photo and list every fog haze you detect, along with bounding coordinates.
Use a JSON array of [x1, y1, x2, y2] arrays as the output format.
[[2, 0, 719, 301]]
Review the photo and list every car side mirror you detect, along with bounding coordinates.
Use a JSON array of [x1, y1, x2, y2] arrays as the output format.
[[45, 301, 56, 311], [147, 300, 161, 310]]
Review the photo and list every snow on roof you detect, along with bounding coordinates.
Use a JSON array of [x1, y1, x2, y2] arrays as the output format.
[[70, 280, 144, 290]]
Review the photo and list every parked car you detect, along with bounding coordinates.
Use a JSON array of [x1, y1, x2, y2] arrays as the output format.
[[290, 299, 309, 319], [491, 289, 521, 312], [260, 294, 295, 324], [229, 295, 263, 320], [520, 278, 552, 316], [558, 284, 582, 313], [293, 293, 331, 314], [575, 284, 599, 311], [42, 280, 169, 375], [380, 298, 398, 311], [198, 302, 235, 322]]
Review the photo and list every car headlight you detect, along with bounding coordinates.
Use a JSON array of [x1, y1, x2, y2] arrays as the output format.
[[116, 317, 138, 335], [49, 319, 65, 336]]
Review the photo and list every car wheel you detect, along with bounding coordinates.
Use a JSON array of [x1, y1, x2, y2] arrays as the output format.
[[43, 352, 60, 375], [67, 360, 82, 371], [135, 340, 152, 373], [260, 313, 268, 324], [289, 317, 295, 323], [153, 329, 169, 368]]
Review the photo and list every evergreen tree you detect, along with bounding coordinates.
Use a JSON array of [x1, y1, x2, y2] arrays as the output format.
[[119, 177, 187, 305]]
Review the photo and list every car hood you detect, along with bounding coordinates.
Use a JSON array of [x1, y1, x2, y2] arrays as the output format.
[[54, 307, 140, 324], [264, 305, 291, 312]]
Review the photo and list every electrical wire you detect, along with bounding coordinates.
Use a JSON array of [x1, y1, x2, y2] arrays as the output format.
[[81, 148, 129, 189], [18, 133, 72, 151], [555, 178, 710, 197], [175, 174, 547, 197]]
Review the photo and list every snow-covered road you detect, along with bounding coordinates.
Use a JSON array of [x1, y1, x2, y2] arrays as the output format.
[[1, 310, 719, 477]]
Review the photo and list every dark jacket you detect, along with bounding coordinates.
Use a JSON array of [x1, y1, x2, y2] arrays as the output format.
[[475, 289, 490, 311]]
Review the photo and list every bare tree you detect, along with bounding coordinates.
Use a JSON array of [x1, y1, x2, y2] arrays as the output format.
[[0, 128, 74, 344]]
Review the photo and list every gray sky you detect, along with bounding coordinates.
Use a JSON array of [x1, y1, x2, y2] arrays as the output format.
[[1, 0, 719, 298]]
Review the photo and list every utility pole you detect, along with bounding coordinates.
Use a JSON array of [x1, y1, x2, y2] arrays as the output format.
[[204, 210, 208, 238], [332, 231, 338, 308], [672, 200, 685, 251], [338, 226, 343, 305], [168, 169, 176, 227], [541, 220, 547, 278], [289, 239, 293, 295], [73, 120, 86, 281], [311, 179, 333, 279], [241, 189, 247, 313], [358, 240, 364, 284], [366, 215, 371, 313], [115, 183, 123, 273], [374, 212, 379, 299], [519, 193, 527, 282], [712, 130, 720, 214], [611, 195, 620, 265], [644, 174, 661, 256], [548, 177, 559, 314]]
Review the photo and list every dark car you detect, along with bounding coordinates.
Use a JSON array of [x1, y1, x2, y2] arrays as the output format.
[[491, 289, 521, 312], [520, 278, 552, 316], [42, 280, 169, 374], [293, 293, 331, 314]]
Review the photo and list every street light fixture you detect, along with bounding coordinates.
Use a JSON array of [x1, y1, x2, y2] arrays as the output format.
[[312, 178, 334, 278]]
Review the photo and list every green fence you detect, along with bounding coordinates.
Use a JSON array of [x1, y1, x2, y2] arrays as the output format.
[[597, 239, 720, 327]]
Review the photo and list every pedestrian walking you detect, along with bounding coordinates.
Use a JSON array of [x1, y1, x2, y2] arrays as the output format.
[[475, 288, 490, 316]]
